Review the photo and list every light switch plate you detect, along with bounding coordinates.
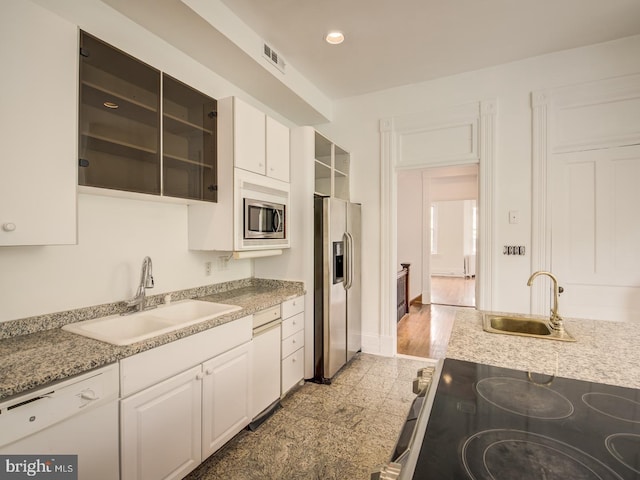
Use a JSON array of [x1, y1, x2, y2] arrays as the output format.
[[509, 210, 520, 224]]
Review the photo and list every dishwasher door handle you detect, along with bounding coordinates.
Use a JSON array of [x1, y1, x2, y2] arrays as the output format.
[[252, 319, 282, 336]]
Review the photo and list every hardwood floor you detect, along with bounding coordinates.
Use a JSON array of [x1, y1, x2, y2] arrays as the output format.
[[397, 276, 475, 359], [397, 303, 457, 359], [430, 275, 475, 307]]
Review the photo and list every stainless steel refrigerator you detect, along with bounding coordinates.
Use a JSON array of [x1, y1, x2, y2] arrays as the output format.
[[313, 197, 361, 383]]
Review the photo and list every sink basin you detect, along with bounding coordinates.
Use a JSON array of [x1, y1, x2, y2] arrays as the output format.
[[62, 300, 241, 345], [482, 313, 575, 342]]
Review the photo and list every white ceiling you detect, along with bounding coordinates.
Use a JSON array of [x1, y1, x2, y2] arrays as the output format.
[[220, 0, 640, 99]]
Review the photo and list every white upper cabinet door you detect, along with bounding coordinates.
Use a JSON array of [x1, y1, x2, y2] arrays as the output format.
[[233, 97, 266, 175], [266, 116, 290, 182], [0, 0, 77, 246]]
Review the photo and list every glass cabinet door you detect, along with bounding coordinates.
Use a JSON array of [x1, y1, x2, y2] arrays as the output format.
[[78, 31, 160, 195], [162, 74, 217, 202]]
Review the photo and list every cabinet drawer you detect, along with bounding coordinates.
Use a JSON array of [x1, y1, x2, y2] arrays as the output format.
[[281, 329, 304, 359], [281, 312, 304, 338], [281, 348, 304, 395], [281, 296, 304, 319]]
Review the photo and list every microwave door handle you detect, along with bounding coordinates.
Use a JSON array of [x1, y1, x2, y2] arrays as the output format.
[[273, 209, 282, 232]]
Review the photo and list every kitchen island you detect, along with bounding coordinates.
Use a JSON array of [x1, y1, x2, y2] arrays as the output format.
[[446, 308, 640, 389], [396, 308, 640, 480]]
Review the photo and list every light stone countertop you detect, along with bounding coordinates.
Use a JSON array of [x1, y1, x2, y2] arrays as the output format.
[[0, 278, 304, 401], [446, 308, 640, 389]]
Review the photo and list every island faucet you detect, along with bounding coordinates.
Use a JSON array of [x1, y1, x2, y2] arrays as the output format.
[[122, 256, 155, 315], [527, 270, 564, 332]]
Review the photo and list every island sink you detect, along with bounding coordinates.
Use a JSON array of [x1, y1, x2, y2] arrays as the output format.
[[62, 299, 241, 345], [482, 313, 576, 342]]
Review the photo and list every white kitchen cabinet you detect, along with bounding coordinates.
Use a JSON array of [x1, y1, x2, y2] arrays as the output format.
[[223, 97, 290, 181], [121, 366, 202, 480], [233, 97, 266, 175], [202, 341, 252, 458], [266, 116, 290, 182], [119, 316, 252, 479], [281, 296, 305, 395], [0, 0, 77, 246]]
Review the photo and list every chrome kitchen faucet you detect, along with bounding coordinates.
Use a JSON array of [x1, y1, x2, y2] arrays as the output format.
[[122, 256, 155, 314]]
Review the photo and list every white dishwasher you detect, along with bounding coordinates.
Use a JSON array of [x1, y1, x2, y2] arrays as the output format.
[[250, 305, 282, 428], [0, 363, 120, 480]]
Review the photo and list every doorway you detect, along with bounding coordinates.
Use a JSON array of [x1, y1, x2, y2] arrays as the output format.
[[396, 166, 478, 358]]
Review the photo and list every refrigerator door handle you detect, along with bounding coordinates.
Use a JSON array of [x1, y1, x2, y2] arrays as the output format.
[[344, 232, 354, 290]]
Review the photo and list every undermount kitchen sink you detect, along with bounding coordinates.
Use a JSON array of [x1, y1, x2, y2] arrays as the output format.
[[62, 299, 241, 345], [482, 313, 576, 342]]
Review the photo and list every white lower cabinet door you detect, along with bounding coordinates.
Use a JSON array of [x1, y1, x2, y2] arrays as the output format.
[[201, 342, 252, 459], [121, 366, 202, 480]]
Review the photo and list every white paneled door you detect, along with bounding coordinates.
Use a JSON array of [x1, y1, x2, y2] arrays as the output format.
[[551, 145, 640, 322]]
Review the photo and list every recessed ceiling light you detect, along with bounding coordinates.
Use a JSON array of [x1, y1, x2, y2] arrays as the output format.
[[325, 31, 344, 45], [103, 101, 119, 109]]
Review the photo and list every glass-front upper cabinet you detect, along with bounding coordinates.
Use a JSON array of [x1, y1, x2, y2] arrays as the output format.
[[79, 31, 161, 195], [78, 31, 218, 202], [162, 74, 217, 202]]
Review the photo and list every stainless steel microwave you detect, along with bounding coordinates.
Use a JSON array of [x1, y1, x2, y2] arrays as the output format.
[[244, 198, 286, 240]]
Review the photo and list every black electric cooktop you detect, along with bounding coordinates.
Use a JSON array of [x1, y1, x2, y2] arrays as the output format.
[[414, 359, 640, 479]]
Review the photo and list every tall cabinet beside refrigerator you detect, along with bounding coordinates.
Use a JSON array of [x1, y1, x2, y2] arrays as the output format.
[[314, 197, 361, 382]]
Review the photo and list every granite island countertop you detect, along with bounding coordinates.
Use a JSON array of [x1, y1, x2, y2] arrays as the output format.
[[0, 278, 304, 401], [446, 308, 640, 389]]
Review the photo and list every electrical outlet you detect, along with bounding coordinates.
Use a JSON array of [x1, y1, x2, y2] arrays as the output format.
[[205, 261, 212, 276], [216, 256, 229, 271], [503, 245, 526, 255]]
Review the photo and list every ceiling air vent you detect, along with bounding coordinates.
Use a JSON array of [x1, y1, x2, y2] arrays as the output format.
[[263, 43, 286, 73]]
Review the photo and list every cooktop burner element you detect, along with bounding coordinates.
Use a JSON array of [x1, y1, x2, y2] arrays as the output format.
[[411, 359, 640, 480], [476, 377, 574, 419], [606, 434, 640, 474], [462, 429, 624, 480], [583, 393, 640, 423]]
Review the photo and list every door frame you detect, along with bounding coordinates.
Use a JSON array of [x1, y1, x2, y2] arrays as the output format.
[[379, 100, 496, 356]]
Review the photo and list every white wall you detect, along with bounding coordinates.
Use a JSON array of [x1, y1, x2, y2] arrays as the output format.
[[396, 171, 423, 300], [319, 34, 640, 354], [431, 201, 465, 276]]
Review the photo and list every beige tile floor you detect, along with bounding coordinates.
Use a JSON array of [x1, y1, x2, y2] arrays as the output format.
[[184, 353, 433, 480]]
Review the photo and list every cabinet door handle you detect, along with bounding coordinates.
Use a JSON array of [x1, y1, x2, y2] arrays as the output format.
[[196, 373, 204, 380], [205, 369, 214, 376]]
